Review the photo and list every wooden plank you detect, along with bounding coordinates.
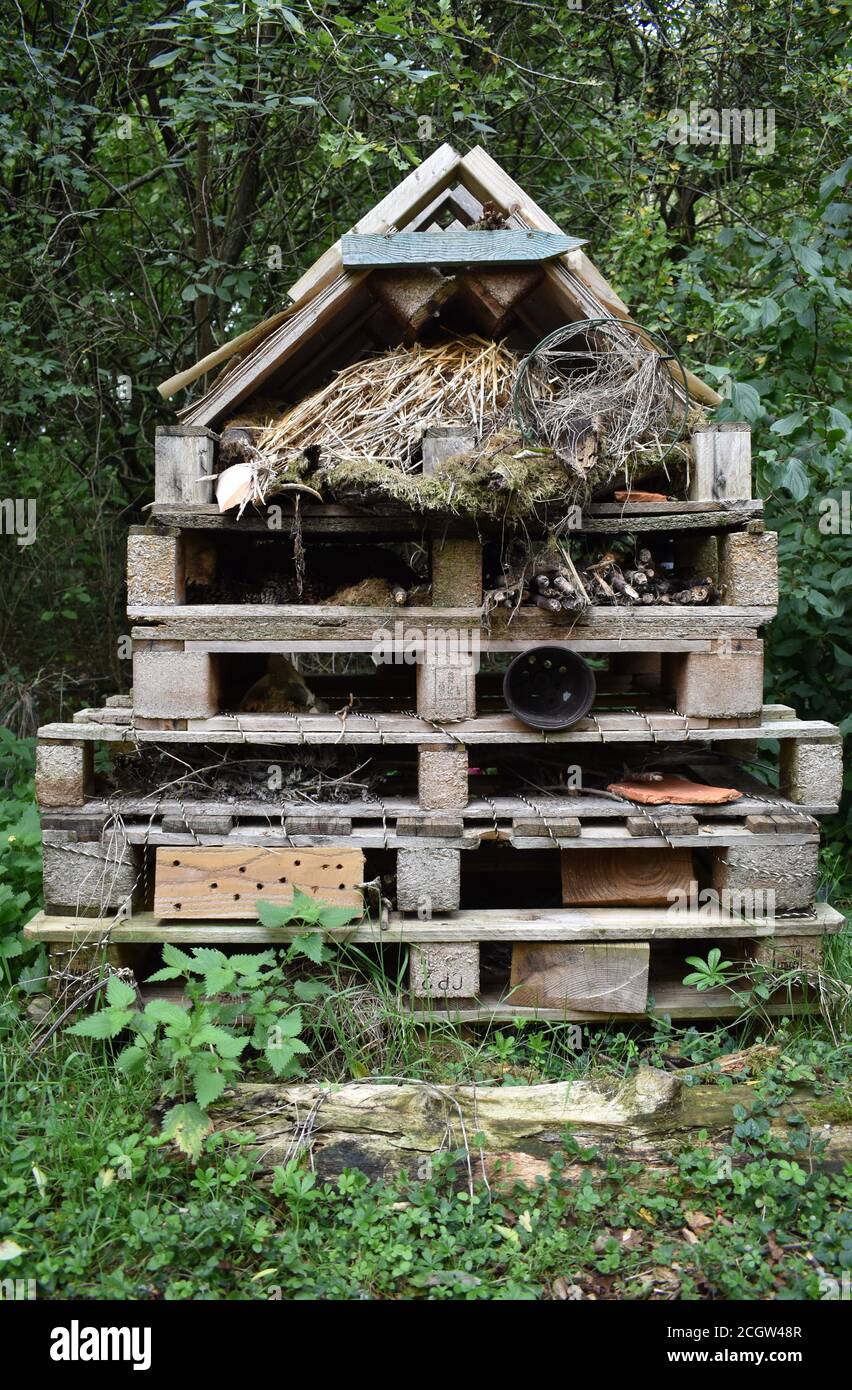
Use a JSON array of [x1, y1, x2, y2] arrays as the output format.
[[288, 143, 463, 304], [690, 424, 752, 501], [561, 847, 694, 907], [43, 789, 833, 824], [153, 846, 364, 920], [341, 230, 583, 268], [179, 273, 367, 428], [24, 902, 844, 945], [128, 603, 774, 638], [146, 499, 763, 535], [410, 981, 816, 1023], [154, 428, 216, 505], [510, 942, 649, 1013], [37, 711, 842, 747]]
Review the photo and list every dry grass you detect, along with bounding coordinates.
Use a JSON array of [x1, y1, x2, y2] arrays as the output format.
[[253, 335, 527, 471]]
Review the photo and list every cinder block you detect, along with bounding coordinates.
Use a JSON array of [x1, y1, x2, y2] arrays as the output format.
[[397, 847, 461, 913], [713, 842, 819, 913], [133, 648, 218, 719], [127, 530, 184, 607], [42, 829, 139, 915], [409, 943, 479, 999], [431, 538, 482, 606], [35, 741, 93, 809], [753, 936, 824, 971], [667, 643, 763, 718], [780, 738, 843, 806], [719, 531, 778, 606], [417, 746, 468, 811], [416, 654, 476, 721]]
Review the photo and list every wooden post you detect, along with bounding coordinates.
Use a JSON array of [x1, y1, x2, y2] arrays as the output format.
[[689, 423, 752, 501], [154, 426, 216, 504]]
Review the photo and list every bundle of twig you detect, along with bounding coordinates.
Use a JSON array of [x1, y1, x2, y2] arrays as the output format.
[[252, 336, 527, 479]]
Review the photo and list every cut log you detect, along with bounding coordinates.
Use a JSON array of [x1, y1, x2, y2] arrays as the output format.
[[561, 848, 694, 907], [509, 942, 650, 1013]]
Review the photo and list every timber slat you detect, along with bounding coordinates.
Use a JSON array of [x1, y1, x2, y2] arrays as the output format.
[[38, 711, 841, 746], [23, 902, 845, 945], [127, 603, 774, 638]]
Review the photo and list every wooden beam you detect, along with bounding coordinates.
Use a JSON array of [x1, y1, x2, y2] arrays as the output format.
[[341, 230, 583, 268], [509, 942, 650, 1013], [288, 143, 463, 304]]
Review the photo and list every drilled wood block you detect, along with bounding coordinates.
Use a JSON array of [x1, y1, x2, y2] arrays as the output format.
[[667, 644, 763, 719], [431, 537, 482, 606], [410, 943, 479, 999], [561, 848, 694, 907], [36, 741, 93, 809], [509, 942, 650, 1013], [397, 847, 461, 913], [154, 846, 364, 920], [689, 423, 751, 501], [719, 530, 778, 606], [133, 649, 218, 720], [780, 738, 843, 806], [127, 530, 184, 607], [713, 842, 819, 914], [416, 654, 476, 721], [418, 746, 468, 810]]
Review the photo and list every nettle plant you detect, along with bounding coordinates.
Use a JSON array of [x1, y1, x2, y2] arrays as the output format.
[[69, 889, 361, 1157]]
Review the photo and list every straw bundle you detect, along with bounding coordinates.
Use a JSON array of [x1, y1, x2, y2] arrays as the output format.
[[253, 335, 527, 473]]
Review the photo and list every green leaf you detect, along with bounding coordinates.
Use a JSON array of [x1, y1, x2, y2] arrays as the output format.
[[192, 1064, 228, 1109], [819, 156, 852, 203], [317, 903, 362, 930], [143, 998, 192, 1030], [116, 1044, 148, 1075], [276, 1008, 303, 1038], [162, 943, 196, 974], [256, 899, 295, 928], [771, 411, 806, 436], [280, 8, 306, 35], [292, 930, 326, 964], [193, 1024, 248, 1058], [149, 48, 181, 69], [777, 456, 809, 501], [160, 1102, 212, 1159], [106, 974, 137, 1010], [68, 1007, 133, 1039]]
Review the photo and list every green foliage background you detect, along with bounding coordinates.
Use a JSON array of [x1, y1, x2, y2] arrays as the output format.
[[1, 0, 849, 826]]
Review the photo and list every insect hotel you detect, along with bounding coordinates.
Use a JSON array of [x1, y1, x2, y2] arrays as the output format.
[[28, 144, 844, 1023]]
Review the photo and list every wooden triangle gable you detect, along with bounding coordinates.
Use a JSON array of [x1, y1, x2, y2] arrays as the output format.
[[165, 142, 719, 427]]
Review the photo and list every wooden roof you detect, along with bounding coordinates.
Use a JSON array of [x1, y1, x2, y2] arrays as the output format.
[[160, 143, 721, 426]]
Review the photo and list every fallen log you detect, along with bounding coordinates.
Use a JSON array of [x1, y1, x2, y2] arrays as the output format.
[[209, 1065, 852, 1185]]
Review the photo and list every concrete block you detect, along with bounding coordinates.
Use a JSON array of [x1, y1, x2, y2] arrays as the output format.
[[397, 847, 461, 913]]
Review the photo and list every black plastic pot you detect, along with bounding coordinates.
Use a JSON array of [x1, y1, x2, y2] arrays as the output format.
[[503, 645, 596, 730]]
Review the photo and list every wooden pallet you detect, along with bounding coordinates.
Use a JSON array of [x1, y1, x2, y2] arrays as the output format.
[[26, 903, 842, 1021]]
